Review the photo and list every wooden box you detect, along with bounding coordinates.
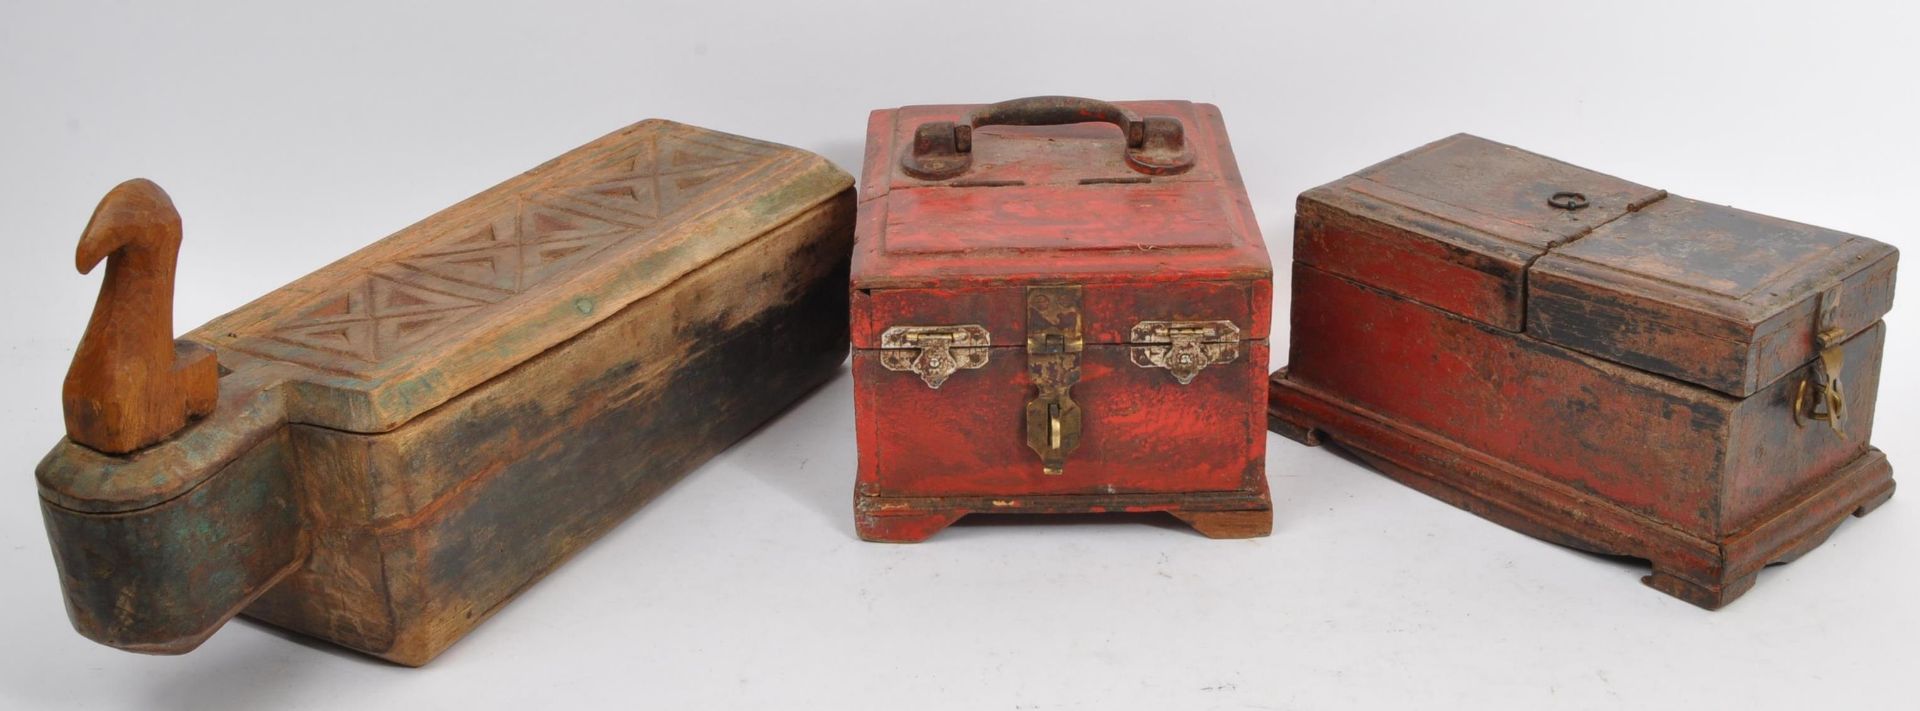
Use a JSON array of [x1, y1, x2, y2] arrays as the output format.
[[1267, 134, 1897, 608], [37, 120, 855, 664], [851, 96, 1274, 542]]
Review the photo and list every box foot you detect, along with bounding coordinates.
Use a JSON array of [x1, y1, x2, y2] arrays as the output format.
[[1268, 371, 1895, 610], [1855, 478, 1896, 517], [855, 481, 1272, 544], [1642, 569, 1758, 611], [1168, 509, 1273, 539], [855, 509, 965, 543]]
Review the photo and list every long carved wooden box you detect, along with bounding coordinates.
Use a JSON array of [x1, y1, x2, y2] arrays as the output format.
[[37, 120, 855, 664], [851, 97, 1274, 543], [1267, 134, 1897, 609]]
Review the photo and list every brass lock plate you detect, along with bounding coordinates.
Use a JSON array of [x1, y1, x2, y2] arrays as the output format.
[[1793, 286, 1848, 436], [1025, 285, 1083, 476], [1129, 320, 1241, 384], [879, 325, 990, 388]]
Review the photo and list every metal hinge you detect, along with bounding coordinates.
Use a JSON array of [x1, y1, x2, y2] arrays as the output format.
[[1794, 286, 1847, 436], [879, 325, 990, 389], [1129, 320, 1241, 385]]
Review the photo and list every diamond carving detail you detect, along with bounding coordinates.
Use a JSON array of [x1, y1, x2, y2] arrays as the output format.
[[259, 129, 773, 365]]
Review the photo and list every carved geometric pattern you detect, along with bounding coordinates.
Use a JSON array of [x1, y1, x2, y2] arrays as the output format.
[[272, 274, 490, 362], [254, 129, 775, 366]]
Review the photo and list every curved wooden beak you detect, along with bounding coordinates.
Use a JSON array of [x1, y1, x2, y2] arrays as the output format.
[[77, 178, 178, 274]]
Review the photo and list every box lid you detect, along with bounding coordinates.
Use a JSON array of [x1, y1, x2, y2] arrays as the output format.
[[1294, 134, 1668, 330], [190, 119, 851, 433], [1528, 196, 1898, 396], [1298, 133, 1897, 397], [851, 98, 1271, 291]]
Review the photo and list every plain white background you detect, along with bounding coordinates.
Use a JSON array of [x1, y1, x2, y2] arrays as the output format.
[[2, 1, 1915, 709]]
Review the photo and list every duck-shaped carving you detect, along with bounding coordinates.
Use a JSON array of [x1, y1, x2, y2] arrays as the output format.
[[63, 179, 218, 454]]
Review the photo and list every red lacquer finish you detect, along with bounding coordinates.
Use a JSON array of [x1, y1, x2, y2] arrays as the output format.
[[1269, 134, 1897, 608], [852, 98, 1272, 542]]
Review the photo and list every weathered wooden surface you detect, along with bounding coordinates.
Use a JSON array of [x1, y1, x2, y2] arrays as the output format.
[[37, 120, 855, 664], [40, 427, 303, 652], [1270, 371, 1892, 609], [62, 179, 219, 454], [1529, 195, 1897, 396], [853, 97, 1272, 542], [1269, 134, 1896, 608], [1293, 134, 1666, 331], [1284, 263, 1886, 532], [247, 196, 852, 664]]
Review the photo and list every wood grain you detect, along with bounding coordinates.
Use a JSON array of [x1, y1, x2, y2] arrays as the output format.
[[37, 120, 856, 664], [62, 179, 218, 454], [1270, 136, 1897, 608]]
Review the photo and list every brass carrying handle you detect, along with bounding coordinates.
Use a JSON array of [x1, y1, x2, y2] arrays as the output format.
[[901, 95, 1196, 180]]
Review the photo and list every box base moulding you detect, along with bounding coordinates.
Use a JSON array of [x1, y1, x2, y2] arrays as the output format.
[[1267, 370, 1894, 610], [854, 482, 1272, 543]]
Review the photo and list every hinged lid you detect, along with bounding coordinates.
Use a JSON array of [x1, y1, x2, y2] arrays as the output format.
[[851, 97, 1272, 352], [191, 119, 851, 433], [1294, 133, 1668, 330], [1528, 195, 1897, 396], [1299, 133, 1897, 397], [852, 97, 1271, 289]]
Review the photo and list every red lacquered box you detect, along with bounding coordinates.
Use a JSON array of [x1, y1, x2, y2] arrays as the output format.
[[1267, 135, 1896, 608], [849, 96, 1274, 542]]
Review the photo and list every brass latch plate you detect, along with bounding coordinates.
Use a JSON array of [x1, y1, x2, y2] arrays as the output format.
[[1129, 320, 1241, 384], [879, 325, 990, 388], [1794, 285, 1847, 435], [1025, 286, 1083, 476]]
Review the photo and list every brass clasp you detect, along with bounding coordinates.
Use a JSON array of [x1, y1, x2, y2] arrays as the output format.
[[1129, 320, 1241, 384], [1793, 326, 1847, 436], [1794, 286, 1848, 437], [879, 325, 990, 389], [1025, 286, 1083, 476]]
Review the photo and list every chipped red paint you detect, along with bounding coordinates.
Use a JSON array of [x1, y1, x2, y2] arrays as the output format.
[[852, 97, 1273, 542], [1268, 134, 1897, 609]]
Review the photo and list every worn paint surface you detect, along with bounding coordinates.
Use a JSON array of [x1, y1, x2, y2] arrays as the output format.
[[1269, 134, 1897, 609], [1529, 195, 1897, 396], [1294, 134, 1666, 331], [36, 121, 856, 664], [852, 98, 1272, 542], [41, 430, 302, 652]]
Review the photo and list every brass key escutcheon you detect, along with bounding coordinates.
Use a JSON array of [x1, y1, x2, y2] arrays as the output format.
[[1024, 285, 1083, 475]]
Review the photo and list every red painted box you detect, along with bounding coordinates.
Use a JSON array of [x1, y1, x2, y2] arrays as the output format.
[[851, 96, 1274, 542], [1267, 134, 1897, 608]]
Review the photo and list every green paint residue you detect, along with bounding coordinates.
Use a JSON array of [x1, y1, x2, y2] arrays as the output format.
[[748, 168, 840, 218], [209, 568, 241, 595], [574, 298, 595, 315]]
